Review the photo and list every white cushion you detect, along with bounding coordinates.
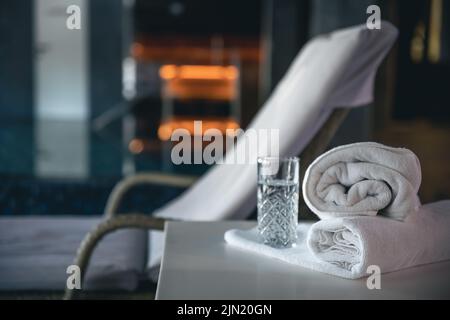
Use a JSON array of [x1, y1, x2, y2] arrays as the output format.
[[0, 217, 147, 291]]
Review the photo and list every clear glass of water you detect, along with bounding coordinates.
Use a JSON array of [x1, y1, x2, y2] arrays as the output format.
[[257, 157, 299, 248]]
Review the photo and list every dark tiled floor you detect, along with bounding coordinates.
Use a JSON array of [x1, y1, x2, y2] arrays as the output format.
[[0, 176, 186, 216]]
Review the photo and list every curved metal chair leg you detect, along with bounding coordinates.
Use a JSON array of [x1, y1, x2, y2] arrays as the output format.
[[63, 214, 167, 300], [104, 173, 197, 218]]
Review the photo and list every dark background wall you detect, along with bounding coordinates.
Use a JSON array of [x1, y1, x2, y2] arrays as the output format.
[[89, 0, 124, 177], [89, 0, 124, 120], [0, 1, 34, 119], [0, 1, 34, 175]]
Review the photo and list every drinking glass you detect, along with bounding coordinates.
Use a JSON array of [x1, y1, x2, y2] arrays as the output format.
[[257, 157, 299, 248]]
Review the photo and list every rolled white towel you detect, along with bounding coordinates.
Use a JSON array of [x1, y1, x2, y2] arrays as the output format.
[[225, 201, 450, 279], [302, 142, 422, 221], [307, 200, 450, 278]]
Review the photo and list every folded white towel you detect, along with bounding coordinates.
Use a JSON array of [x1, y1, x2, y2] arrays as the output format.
[[302, 142, 422, 221], [225, 201, 450, 279]]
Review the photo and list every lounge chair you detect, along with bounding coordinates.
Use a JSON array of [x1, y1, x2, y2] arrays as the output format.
[[0, 22, 398, 299]]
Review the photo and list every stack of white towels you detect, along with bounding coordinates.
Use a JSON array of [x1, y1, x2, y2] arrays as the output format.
[[225, 142, 450, 279]]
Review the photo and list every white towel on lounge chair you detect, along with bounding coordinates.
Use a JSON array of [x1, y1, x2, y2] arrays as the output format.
[[302, 142, 422, 221], [225, 201, 450, 279], [147, 22, 399, 269]]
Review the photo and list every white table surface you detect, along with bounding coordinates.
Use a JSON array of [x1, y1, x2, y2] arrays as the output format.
[[156, 221, 450, 300]]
